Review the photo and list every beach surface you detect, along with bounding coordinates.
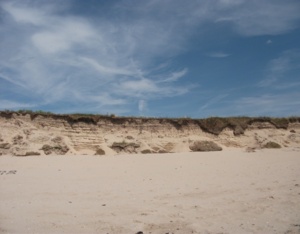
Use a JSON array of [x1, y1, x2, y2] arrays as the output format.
[[1, 149, 300, 234]]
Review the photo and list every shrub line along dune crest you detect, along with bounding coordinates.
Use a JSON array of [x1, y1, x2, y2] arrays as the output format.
[[0, 110, 299, 156]]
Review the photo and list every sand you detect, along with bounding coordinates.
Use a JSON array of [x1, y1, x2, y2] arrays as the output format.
[[1, 113, 300, 157], [1, 149, 300, 234]]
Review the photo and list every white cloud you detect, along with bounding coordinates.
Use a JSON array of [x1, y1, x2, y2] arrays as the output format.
[[32, 32, 70, 54], [113, 77, 191, 99], [215, 0, 300, 36], [138, 100, 146, 112], [120, 79, 157, 93], [0, 100, 35, 110], [80, 57, 137, 76], [159, 68, 188, 82], [207, 52, 231, 58], [31, 19, 96, 54], [266, 39, 272, 44], [2, 2, 47, 26], [217, 0, 244, 7], [74, 92, 126, 106]]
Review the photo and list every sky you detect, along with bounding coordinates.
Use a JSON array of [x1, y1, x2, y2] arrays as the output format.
[[0, 0, 300, 118]]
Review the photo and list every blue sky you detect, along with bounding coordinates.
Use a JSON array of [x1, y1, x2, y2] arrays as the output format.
[[0, 0, 300, 117]]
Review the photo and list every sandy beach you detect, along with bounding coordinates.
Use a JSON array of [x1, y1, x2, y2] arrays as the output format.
[[1, 149, 300, 234]]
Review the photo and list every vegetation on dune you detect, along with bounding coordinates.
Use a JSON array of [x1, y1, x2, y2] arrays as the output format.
[[141, 149, 153, 154], [0, 110, 299, 136], [95, 148, 105, 155], [189, 140, 222, 152], [40, 144, 69, 155], [263, 141, 282, 149]]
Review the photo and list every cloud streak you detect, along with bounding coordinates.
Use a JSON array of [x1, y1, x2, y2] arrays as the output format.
[[215, 0, 300, 36], [259, 50, 300, 87], [207, 52, 231, 58], [195, 92, 300, 117], [234, 93, 300, 116]]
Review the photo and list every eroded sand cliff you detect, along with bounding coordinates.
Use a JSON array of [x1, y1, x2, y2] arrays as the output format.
[[0, 111, 300, 156]]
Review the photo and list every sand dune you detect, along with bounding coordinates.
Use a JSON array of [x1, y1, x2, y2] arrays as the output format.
[[1, 112, 300, 156]]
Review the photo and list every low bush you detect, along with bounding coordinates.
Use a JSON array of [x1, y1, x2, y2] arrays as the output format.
[[141, 149, 152, 154], [95, 148, 105, 155], [263, 141, 281, 149], [189, 141, 222, 152]]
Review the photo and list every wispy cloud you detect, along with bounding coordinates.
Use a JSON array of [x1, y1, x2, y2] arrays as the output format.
[[207, 52, 231, 58], [198, 94, 229, 112], [0, 0, 192, 113], [266, 39, 272, 44], [196, 92, 300, 117], [215, 0, 300, 36], [259, 50, 300, 87], [1, 2, 48, 26], [138, 100, 147, 113], [0, 100, 36, 110], [159, 68, 188, 83], [234, 93, 300, 116]]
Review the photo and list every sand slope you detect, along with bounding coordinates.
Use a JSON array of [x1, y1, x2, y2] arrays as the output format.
[[1, 113, 300, 156], [1, 149, 300, 234]]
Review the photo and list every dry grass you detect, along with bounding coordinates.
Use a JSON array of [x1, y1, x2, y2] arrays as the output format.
[[189, 141, 222, 152], [25, 151, 41, 156], [0, 143, 11, 149], [41, 144, 69, 155], [141, 149, 153, 154]]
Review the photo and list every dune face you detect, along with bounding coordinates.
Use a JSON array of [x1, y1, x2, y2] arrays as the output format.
[[0, 112, 300, 156]]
